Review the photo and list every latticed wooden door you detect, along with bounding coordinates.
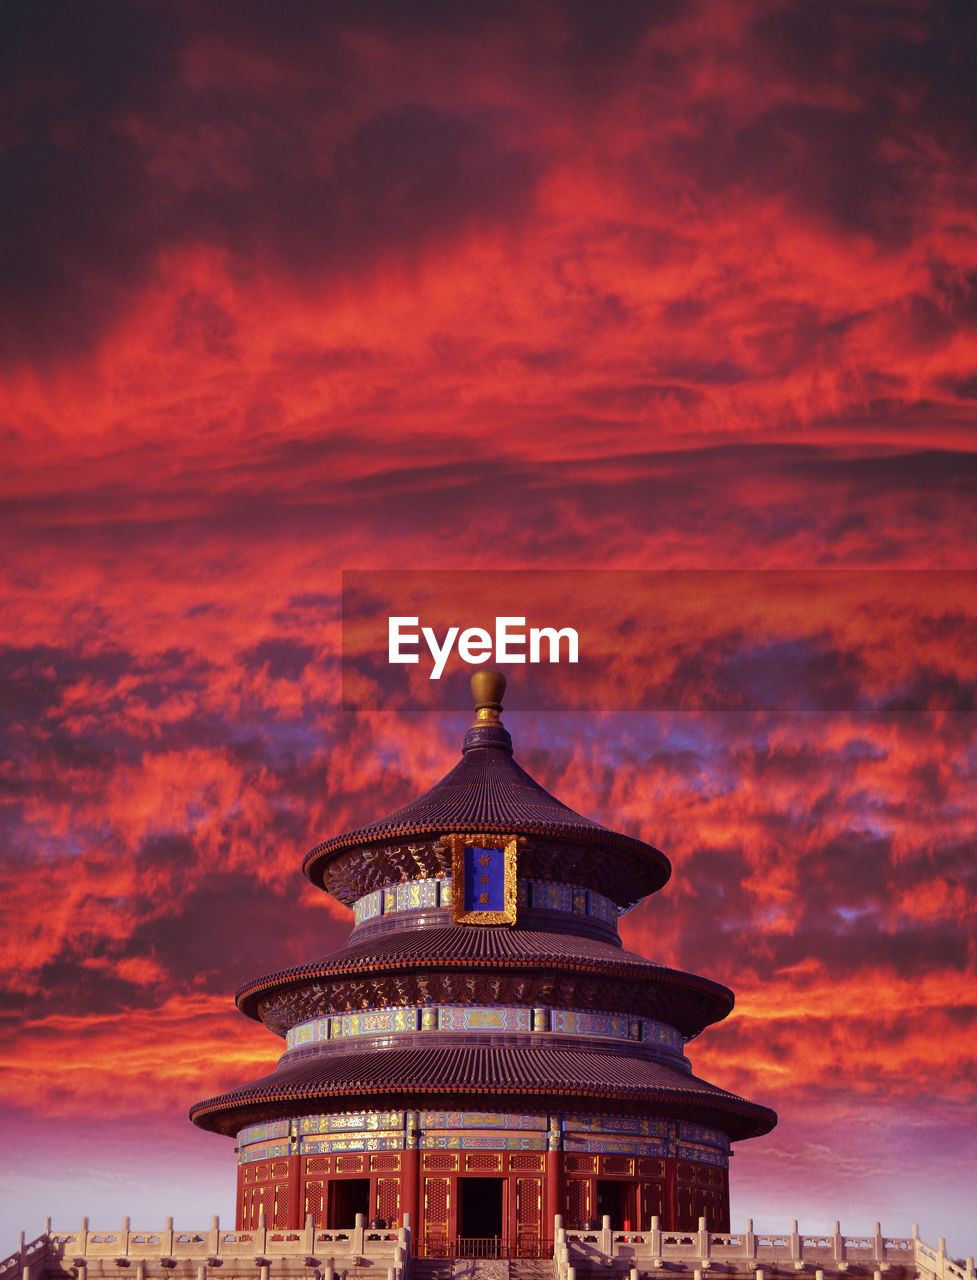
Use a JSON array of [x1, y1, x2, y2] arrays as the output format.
[[423, 1176, 451, 1254], [565, 1179, 591, 1228], [303, 1180, 325, 1227], [640, 1181, 665, 1228], [677, 1183, 695, 1231], [377, 1177, 400, 1227], [515, 1176, 542, 1253]]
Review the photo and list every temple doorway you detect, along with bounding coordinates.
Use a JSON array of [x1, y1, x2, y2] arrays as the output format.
[[328, 1178, 370, 1227], [596, 1180, 636, 1230], [458, 1177, 505, 1246]]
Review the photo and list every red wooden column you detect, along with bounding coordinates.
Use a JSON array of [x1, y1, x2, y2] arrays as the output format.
[[235, 1164, 246, 1230], [284, 1152, 302, 1228], [402, 1112, 420, 1245], [546, 1114, 563, 1241]]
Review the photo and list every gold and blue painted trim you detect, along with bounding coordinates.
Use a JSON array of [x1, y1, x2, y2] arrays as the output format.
[[352, 875, 618, 926], [284, 1004, 686, 1052], [235, 1112, 728, 1164]]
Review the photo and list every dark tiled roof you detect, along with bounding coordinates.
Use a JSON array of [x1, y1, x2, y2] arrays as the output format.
[[235, 927, 735, 1033], [316, 924, 640, 966], [190, 1043, 777, 1141], [303, 741, 670, 893]]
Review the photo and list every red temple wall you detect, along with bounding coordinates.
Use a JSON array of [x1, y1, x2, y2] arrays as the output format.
[[236, 1149, 729, 1243]]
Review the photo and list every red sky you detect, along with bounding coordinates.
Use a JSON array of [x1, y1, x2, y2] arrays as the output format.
[[1, 0, 976, 1258]]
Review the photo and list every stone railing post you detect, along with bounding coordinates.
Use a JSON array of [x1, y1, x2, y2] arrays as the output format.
[[354, 1213, 366, 1257], [911, 1228, 924, 1278], [80, 1218, 90, 1256], [698, 1217, 710, 1261], [649, 1215, 661, 1260], [163, 1217, 175, 1259], [209, 1216, 221, 1256], [744, 1219, 756, 1262], [305, 1214, 315, 1254], [553, 1216, 568, 1280], [936, 1238, 949, 1280], [197, 1264, 207, 1280], [790, 1221, 800, 1264], [553, 1213, 568, 1274], [601, 1215, 612, 1261], [833, 1222, 844, 1265], [136, 1264, 146, 1280], [873, 1223, 884, 1264], [255, 1213, 268, 1258], [121, 1218, 131, 1257]]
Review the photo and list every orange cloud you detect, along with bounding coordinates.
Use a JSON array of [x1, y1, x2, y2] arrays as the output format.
[[2, 0, 976, 1252]]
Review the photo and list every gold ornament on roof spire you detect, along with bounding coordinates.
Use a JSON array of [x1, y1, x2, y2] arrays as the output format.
[[471, 669, 506, 725]]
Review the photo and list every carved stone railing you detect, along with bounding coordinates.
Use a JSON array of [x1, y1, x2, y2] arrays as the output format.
[[0, 1216, 411, 1280], [551, 1217, 974, 1280], [0, 1231, 52, 1280]]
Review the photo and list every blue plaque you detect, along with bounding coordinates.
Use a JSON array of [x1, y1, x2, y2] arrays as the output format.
[[464, 845, 505, 911]]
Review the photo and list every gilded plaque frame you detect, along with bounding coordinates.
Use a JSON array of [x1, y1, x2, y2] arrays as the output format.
[[448, 833, 518, 925]]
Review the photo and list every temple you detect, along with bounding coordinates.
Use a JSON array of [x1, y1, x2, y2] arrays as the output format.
[[5, 676, 972, 1280], [190, 671, 776, 1255]]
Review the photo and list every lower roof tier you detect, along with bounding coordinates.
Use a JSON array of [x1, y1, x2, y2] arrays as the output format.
[[189, 1041, 777, 1141], [238, 927, 734, 1040]]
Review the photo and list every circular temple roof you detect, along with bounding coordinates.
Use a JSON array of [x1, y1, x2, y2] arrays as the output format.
[[190, 1041, 777, 1141], [236, 926, 735, 1039], [303, 680, 671, 904], [190, 673, 778, 1152]]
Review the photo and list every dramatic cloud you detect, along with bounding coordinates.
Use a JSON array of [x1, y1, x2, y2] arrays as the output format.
[[1, 0, 975, 1258]]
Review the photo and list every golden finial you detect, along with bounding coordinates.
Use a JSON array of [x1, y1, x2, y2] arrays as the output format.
[[471, 669, 506, 725]]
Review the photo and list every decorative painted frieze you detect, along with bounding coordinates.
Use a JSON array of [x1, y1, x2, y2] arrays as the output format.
[[235, 1108, 728, 1165], [567, 1114, 669, 1137], [419, 1110, 547, 1130], [679, 1121, 730, 1149], [301, 1133, 402, 1154], [436, 1005, 532, 1032], [284, 1004, 685, 1053], [238, 1120, 290, 1144], [352, 875, 619, 927], [421, 1132, 547, 1151], [299, 1111, 403, 1134], [237, 1141, 291, 1164]]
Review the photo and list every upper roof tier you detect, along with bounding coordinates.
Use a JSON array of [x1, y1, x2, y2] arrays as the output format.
[[303, 672, 671, 908]]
